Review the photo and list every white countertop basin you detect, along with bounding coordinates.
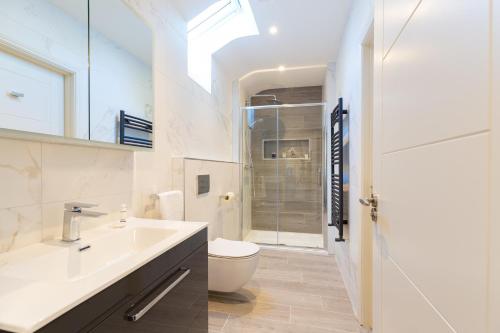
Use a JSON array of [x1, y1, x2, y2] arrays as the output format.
[[0, 218, 207, 333]]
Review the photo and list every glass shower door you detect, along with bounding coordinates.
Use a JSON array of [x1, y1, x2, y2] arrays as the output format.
[[277, 105, 324, 248], [241, 106, 279, 245], [241, 103, 325, 248]]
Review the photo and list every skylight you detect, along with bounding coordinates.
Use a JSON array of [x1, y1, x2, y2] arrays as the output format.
[[188, 0, 259, 93], [187, 0, 240, 33]]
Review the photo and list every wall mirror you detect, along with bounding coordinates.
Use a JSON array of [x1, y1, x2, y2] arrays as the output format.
[[89, 0, 153, 148], [0, 0, 153, 149]]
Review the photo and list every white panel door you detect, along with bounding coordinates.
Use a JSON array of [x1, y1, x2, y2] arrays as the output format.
[[0, 49, 64, 136], [373, 0, 491, 332]]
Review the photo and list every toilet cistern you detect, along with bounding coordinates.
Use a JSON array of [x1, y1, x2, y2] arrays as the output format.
[[62, 202, 106, 242]]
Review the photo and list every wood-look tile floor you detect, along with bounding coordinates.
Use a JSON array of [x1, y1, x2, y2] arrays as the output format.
[[208, 248, 361, 333]]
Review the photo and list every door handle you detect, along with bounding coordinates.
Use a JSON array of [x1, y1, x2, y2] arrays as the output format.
[[360, 193, 378, 223], [359, 198, 373, 206], [125, 267, 191, 321], [359, 194, 377, 208]]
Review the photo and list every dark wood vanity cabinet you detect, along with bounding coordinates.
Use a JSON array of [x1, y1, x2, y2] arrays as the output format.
[[27, 229, 208, 333]]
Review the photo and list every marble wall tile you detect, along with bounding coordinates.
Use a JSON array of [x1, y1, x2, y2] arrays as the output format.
[[41, 143, 133, 203], [0, 141, 133, 253], [0, 205, 42, 253], [0, 138, 41, 209]]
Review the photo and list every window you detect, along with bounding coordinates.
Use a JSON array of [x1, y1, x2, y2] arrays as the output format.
[[188, 0, 258, 93]]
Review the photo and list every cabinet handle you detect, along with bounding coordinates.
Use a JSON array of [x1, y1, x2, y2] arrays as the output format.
[[125, 267, 191, 322]]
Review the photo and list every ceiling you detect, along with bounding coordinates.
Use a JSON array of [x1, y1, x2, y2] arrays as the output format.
[[172, 0, 352, 81], [239, 65, 327, 97]]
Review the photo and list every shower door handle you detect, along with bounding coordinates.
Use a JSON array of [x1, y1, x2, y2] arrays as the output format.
[[317, 168, 321, 186]]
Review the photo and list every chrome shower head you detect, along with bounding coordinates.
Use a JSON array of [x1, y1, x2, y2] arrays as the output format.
[[247, 94, 282, 106]]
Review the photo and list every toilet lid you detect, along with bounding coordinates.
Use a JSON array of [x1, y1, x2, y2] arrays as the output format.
[[208, 238, 260, 258]]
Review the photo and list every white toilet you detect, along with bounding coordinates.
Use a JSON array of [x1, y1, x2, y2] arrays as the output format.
[[158, 191, 260, 293], [207, 237, 260, 292]]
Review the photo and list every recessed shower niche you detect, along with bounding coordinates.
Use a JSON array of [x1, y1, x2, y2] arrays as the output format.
[[263, 138, 311, 160]]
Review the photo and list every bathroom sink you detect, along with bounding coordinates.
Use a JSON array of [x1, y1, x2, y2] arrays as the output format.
[[1, 227, 177, 282], [0, 218, 207, 333]]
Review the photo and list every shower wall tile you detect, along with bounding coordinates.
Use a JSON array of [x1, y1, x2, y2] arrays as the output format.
[[279, 128, 323, 139], [252, 86, 323, 105], [279, 188, 322, 202], [252, 200, 322, 214], [252, 211, 322, 234], [254, 178, 321, 192], [250, 160, 324, 172]]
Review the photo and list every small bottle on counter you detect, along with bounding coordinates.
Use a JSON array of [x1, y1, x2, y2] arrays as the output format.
[[112, 204, 128, 228], [120, 204, 128, 224]]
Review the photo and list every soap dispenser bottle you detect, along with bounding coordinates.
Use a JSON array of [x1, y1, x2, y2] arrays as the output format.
[[120, 204, 128, 224], [112, 204, 128, 228]]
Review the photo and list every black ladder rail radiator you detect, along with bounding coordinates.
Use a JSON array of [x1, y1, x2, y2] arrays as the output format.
[[330, 98, 348, 242], [119, 110, 153, 148]]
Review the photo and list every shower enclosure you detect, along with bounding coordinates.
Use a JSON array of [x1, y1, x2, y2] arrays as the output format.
[[240, 102, 326, 248]]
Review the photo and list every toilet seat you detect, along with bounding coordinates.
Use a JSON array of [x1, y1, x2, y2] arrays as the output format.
[[208, 238, 260, 259]]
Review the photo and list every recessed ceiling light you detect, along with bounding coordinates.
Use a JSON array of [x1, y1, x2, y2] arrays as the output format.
[[269, 25, 278, 35], [278, 65, 285, 72]]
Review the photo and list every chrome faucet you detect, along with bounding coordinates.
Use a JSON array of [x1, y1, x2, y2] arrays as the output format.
[[62, 202, 106, 242]]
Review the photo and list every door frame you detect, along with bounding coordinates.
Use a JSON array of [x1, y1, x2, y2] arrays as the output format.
[[359, 21, 375, 330]]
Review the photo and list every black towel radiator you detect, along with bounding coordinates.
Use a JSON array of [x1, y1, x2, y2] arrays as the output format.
[[119, 110, 153, 148], [330, 98, 348, 242]]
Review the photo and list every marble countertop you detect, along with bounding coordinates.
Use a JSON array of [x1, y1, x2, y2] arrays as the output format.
[[0, 218, 207, 333]]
